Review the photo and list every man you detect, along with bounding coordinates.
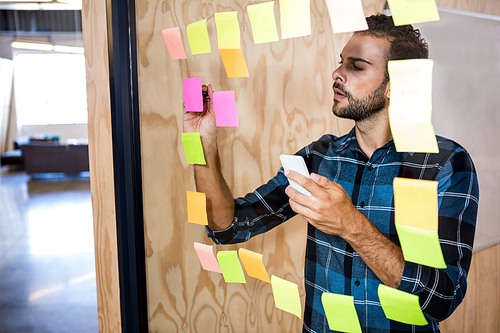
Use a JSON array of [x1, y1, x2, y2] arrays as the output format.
[[183, 14, 479, 333]]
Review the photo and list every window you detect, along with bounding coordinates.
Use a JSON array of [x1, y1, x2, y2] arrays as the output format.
[[14, 52, 87, 125]]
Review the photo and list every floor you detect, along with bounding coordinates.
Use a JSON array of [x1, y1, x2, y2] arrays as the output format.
[[0, 168, 98, 333]]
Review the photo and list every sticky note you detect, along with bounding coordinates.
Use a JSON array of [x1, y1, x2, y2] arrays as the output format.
[[219, 49, 249, 78], [238, 248, 271, 283], [387, 0, 439, 26], [247, 1, 279, 44], [187, 19, 211, 55], [186, 191, 208, 225], [390, 121, 439, 153], [215, 12, 241, 49], [217, 251, 246, 283], [325, 0, 368, 34], [183, 78, 203, 112], [396, 224, 447, 268], [378, 284, 428, 326], [388, 59, 438, 153], [181, 133, 206, 165], [213, 91, 239, 127], [279, 0, 311, 39], [388, 59, 434, 120], [194, 242, 222, 273], [321, 293, 362, 333], [393, 178, 438, 231], [271, 275, 302, 318], [161, 27, 187, 59]]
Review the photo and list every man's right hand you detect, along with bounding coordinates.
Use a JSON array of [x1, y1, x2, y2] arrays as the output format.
[[182, 84, 218, 147]]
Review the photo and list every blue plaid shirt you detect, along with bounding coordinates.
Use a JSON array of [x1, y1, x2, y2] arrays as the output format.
[[206, 128, 479, 333]]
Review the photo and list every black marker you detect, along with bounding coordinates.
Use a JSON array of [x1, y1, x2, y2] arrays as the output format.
[[202, 91, 209, 98]]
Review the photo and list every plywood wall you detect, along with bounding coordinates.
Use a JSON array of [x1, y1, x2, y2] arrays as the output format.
[[81, 0, 122, 332], [136, 0, 383, 331]]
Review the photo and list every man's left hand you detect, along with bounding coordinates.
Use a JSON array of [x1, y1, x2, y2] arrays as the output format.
[[284, 170, 363, 239]]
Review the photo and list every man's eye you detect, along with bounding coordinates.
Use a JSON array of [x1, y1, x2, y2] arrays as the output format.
[[353, 64, 363, 71]]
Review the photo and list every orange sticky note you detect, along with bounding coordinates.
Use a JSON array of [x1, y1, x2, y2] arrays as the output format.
[[393, 178, 438, 231], [238, 248, 271, 283], [186, 191, 208, 225], [219, 49, 249, 78], [271, 275, 302, 318], [161, 27, 187, 59]]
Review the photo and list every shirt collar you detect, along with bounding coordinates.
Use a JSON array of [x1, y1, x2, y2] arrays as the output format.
[[335, 126, 399, 156]]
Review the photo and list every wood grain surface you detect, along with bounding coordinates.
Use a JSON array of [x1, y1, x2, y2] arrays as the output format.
[[436, 0, 500, 16], [136, 0, 383, 331], [81, 0, 122, 332]]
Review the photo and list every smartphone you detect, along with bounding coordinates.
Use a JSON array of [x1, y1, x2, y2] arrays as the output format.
[[279, 154, 311, 196]]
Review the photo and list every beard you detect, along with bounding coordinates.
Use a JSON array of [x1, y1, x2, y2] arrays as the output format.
[[332, 77, 389, 122]]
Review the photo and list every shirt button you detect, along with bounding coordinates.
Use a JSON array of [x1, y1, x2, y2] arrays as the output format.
[[368, 165, 374, 171], [355, 280, 360, 286], [360, 202, 365, 208]]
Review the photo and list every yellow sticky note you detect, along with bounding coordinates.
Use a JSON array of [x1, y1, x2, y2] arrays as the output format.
[[325, 0, 368, 34], [396, 224, 447, 268], [378, 285, 428, 326], [215, 12, 240, 49], [279, 0, 311, 39], [217, 251, 246, 283], [181, 132, 206, 165], [390, 121, 439, 153], [238, 248, 271, 283], [393, 178, 438, 231], [387, 0, 439, 26], [322, 293, 362, 333], [271, 275, 302, 318], [247, 1, 279, 44], [219, 49, 249, 78], [388, 59, 434, 120], [186, 191, 208, 225], [388, 59, 438, 153], [187, 19, 211, 55]]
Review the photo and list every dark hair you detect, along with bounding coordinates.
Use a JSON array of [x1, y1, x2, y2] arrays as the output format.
[[355, 13, 429, 62]]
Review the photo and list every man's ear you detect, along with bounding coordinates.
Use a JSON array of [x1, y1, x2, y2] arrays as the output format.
[[386, 81, 391, 99]]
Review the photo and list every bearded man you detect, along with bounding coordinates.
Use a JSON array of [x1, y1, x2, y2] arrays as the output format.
[[183, 13, 478, 333]]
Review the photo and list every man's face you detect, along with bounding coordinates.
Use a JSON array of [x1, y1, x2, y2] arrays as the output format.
[[331, 34, 391, 122]]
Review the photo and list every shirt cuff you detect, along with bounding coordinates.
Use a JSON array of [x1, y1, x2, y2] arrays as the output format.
[[205, 221, 238, 244], [397, 261, 433, 295]]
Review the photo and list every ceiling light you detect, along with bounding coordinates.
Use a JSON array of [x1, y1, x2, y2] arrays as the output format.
[[53, 45, 84, 54], [11, 41, 54, 51]]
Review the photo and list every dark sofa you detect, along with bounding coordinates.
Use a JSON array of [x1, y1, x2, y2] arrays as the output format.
[[20, 143, 89, 175]]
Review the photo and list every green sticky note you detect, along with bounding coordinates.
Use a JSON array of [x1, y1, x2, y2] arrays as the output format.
[[321, 293, 362, 333], [186, 19, 211, 55], [181, 133, 206, 165], [271, 275, 302, 318], [247, 1, 279, 44], [214, 12, 240, 49], [217, 251, 246, 283], [396, 224, 447, 269], [378, 285, 428, 326], [387, 0, 439, 26], [279, 0, 311, 39]]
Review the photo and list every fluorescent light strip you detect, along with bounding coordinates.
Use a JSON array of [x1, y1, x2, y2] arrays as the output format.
[[11, 41, 53, 51], [53, 45, 84, 54]]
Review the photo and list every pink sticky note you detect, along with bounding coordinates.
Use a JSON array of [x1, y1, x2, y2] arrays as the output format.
[[162, 27, 187, 59], [213, 91, 239, 127], [194, 242, 222, 273], [183, 78, 203, 112], [326, 0, 368, 33]]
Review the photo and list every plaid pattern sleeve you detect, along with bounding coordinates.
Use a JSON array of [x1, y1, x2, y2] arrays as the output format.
[[397, 139, 479, 322]]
